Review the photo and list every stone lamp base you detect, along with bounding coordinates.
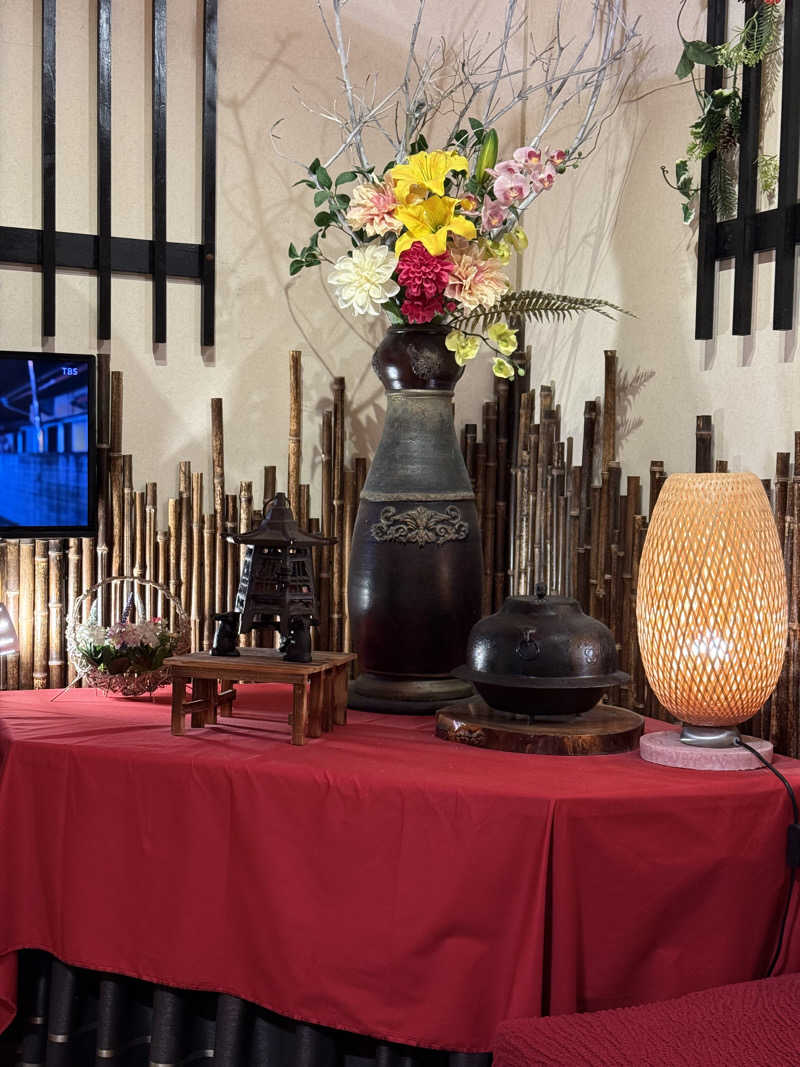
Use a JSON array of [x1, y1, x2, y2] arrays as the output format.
[[640, 729, 773, 770]]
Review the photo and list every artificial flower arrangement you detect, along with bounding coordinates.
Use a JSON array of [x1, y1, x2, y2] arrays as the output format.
[[74, 615, 178, 678], [68, 583, 187, 697], [282, 1, 639, 379], [664, 0, 782, 224]]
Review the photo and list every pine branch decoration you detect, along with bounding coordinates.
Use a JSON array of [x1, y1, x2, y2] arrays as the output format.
[[450, 288, 628, 332]]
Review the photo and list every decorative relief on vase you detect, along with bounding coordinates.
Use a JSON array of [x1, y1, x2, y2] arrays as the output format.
[[370, 505, 469, 547]]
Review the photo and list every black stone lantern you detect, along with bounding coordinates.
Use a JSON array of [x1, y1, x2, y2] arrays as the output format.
[[229, 493, 334, 663]]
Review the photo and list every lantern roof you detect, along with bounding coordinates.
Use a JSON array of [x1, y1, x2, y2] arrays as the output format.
[[229, 492, 335, 547]]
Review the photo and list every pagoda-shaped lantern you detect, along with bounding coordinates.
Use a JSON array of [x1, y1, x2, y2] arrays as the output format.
[[230, 493, 334, 662]]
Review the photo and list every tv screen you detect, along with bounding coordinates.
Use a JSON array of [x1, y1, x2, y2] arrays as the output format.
[[0, 352, 96, 536]]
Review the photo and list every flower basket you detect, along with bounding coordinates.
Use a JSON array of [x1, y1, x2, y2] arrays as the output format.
[[66, 577, 189, 697]]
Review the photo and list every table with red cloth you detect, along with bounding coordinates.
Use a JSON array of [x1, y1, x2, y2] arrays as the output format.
[[0, 686, 798, 1056]]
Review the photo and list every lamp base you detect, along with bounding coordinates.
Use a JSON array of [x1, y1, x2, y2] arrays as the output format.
[[640, 730, 773, 770], [679, 723, 740, 747]]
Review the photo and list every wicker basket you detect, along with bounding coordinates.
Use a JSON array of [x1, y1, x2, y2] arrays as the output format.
[[66, 577, 190, 697]]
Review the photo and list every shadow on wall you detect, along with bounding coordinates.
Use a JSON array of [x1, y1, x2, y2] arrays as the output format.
[[216, 26, 388, 480]]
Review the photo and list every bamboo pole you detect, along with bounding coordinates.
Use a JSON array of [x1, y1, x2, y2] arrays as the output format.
[[300, 483, 311, 531], [122, 455, 134, 602], [482, 400, 497, 613], [133, 491, 145, 613], [225, 494, 238, 612], [695, 414, 713, 473], [331, 377, 346, 652], [775, 452, 791, 550], [145, 483, 157, 615], [318, 410, 333, 649], [208, 399, 225, 622], [494, 379, 510, 610], [81, 539, 95, 620], [33, 539, 48, 690], [157, 531, 168, 617], [96, 352, 111, 623], [4, 541, 19, 689], [203, 513, 216, 650], [47, 539, 64, 689], [179, 461, 192, 616], [66, 538, 81, 683], [288, 350, 303, 517], [168, 498, 180, 629], [263, 466, 277, 511], [191, 472, 204, 651], [649, 460, 665, 516], [602, 350, 617, 470], [18, 540, 34, 691], [510, 393, 530, 594], [238, 481, 253, 647], [110, 454, 123, 619], [475, 441, 486, 539], [342, 468, 357, 652]]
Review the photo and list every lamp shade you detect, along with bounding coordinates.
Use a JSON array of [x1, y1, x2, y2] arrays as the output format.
[[636, 473, 787, 728], [0, 602, 19, 657]]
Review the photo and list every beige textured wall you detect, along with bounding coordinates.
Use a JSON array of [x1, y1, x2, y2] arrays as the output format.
[[0, 0, 795, 526]]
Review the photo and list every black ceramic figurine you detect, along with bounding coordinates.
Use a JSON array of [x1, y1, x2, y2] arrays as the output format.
[[211, 611, 240, 657]]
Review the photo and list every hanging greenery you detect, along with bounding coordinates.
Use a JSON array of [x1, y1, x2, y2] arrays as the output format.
[[663, 0, 782, 225]]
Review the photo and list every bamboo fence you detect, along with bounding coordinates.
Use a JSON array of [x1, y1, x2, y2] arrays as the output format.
[[2, 347, 800, 757], [464, 352, 800, 756], [0, 352, 367, 690]]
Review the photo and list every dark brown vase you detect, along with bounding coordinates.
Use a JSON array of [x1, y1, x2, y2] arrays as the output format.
[[347, 325, 483, 713]]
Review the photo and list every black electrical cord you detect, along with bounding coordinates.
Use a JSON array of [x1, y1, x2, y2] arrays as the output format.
[[735, 737, 800, 977]]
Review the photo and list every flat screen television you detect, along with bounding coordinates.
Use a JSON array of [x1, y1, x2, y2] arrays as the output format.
[[0, 352, 96, 537]]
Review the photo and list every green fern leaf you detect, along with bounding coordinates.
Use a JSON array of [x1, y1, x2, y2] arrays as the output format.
[[449, 289, 629, 332]]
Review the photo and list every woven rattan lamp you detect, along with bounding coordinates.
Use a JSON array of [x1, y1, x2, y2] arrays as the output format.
[[637, 473, 787, 769]]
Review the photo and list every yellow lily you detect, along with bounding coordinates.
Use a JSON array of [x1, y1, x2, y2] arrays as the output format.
[[395, 195, 477, 257], [389, 150, 469, 204]]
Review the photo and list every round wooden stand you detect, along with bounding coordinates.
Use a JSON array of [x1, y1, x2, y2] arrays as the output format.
[[435, 700, 644, 755]]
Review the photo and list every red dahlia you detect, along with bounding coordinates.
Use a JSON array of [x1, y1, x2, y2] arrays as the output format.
[[401, 292, 445, 324], [397, 241, 453, 299]]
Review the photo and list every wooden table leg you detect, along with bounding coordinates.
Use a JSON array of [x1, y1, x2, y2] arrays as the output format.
[[171, 677, 186, 735], [322, 669, 335, 732], [190, 678, 210, 728], [333, 664, 348, 726], [308, 673, 324, 739], [292, 682, 309, 745]]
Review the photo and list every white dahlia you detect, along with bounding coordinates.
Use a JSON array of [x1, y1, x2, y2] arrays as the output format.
[[328, 245, 399, 317]]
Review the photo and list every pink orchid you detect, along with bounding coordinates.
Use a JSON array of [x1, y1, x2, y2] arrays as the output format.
[[513, 146, 542, 168], [530, 161, 557, 194], [481, 200, 508, 231], [493, 172, 530, 206], [548, 148, 566, 165], [489, 160, 524, 180]]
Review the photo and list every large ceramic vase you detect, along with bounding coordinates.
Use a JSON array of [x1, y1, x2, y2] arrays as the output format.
[[347, 325, 483, 713]]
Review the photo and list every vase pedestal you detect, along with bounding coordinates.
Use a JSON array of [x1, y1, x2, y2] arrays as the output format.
[[346, 326, 483, 715], [348, 672, 474, 715]]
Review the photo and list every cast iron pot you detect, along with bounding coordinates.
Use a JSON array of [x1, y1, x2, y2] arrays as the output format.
[[452, 585, 630, 718]]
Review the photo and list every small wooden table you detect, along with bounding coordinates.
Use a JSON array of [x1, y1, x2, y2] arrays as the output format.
[[166, 648, 357, 744]]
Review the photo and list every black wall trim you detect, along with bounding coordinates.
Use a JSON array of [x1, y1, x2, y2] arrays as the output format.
[[696, 0, 800, 339], [5, 5, 217, 346]]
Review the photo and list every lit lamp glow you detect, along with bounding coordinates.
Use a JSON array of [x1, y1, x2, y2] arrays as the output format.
[[0, 603, 19, 657], [636, 473, 787, 765]]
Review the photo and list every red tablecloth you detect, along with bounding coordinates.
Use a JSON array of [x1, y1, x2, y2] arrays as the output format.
[[0, 687, 798, 1054]]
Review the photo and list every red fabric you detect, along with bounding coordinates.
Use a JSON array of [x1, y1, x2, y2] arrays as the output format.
[[0, 688, 798, 1053], [494, 973, 800, 1066]]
